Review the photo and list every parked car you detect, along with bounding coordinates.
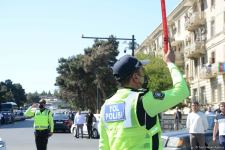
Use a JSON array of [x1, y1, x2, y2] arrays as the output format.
[[14, 110, 26, 121], [0, 137, 6, 150], [1, 111, 14, 124], [162, 115, 220, 150], [92, 114, 100, 139], [70, 113, 100, 138], [53, 113, 73, 133], [70, 112, 88, 137]]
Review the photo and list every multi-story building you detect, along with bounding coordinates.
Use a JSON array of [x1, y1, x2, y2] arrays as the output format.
[[136, 0, 225, 105]]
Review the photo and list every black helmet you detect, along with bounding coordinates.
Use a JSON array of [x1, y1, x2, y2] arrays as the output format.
[[112, 55, 149, 81]]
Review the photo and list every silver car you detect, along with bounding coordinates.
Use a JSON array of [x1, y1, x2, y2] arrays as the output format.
[[162, 115, 220, 150]]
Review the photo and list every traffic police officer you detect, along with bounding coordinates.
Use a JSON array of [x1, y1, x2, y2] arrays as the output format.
[[99, 49, 189, 150], [25, 99, 54, 150]]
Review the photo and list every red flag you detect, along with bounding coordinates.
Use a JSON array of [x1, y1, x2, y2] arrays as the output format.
[[161, 0, 169, 54]]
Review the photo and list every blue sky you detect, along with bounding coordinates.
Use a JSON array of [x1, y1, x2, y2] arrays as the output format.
[[0, 0, 181, 93]]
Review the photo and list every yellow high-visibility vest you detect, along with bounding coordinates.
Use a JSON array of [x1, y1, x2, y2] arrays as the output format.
[[25, 107, 54, 132]]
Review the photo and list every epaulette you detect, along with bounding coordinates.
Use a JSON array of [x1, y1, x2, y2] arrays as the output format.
[[152, 91, 165, 100]]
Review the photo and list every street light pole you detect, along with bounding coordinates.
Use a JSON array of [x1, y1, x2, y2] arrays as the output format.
[[81, 34, 136, 56]]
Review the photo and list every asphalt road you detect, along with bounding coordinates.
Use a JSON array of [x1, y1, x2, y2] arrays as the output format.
[[0, 119, 99, 150]]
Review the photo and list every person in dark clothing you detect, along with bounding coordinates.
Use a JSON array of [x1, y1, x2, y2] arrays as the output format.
[[174, 107, 182, 130], [86, 110, 94, 139]]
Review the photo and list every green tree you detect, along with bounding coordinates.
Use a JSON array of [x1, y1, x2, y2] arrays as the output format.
[[56, 36, 119, 112], [136, 53, 173, 91], [11, 83, 26, 107], [0, 79, 27, 106], [136, 52, 187, 109], [26, 92, 40, 104]]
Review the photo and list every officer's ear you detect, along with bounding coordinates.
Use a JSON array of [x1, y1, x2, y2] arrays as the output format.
[[133, 73, 139, 79], [131, 72, 140, 84]]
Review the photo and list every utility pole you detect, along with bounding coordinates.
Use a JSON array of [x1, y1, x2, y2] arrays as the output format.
[[81, 34, 136, 56]]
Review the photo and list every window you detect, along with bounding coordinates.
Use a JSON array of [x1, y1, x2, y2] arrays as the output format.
[[178, 20, 180, 34], [201, 0, 207, 11], [211, 19, 215, 37], [156, 38, 159, 49], [211, 51, 215, 63], [201, 56, 206, 66], [224, 11, 225, 23], [193, 89, 198, 101], [194, 59, 198, 76], [200, 87, 206, 104], [211, 0, 215, 9]]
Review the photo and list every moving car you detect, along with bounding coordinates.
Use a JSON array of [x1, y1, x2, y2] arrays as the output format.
[[53, 113, 73, 133], [0, 137, 6, 150], [162, 115, 220, 150]]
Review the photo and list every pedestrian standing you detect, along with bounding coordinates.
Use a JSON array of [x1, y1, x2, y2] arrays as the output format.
[[86, 110, 94, 139], [205, 106, 214, 116], [74, 110, 85, 138], [186, 101, 208, 150], [174, 107, 182, 130], [213, 102, 225, 150], [25, 99, 54, 150], [99, 48, 189, 150]]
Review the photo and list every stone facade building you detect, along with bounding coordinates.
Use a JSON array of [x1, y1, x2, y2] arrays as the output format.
[[136, 0, 225, 106]]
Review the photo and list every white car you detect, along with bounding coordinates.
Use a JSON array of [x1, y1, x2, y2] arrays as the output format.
[[70, 114, 100, 139], [0, 137, 6, 150], [92, 114, 100, 139]]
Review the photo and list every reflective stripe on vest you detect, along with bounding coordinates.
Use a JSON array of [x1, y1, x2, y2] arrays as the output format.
[[35, 125, 49, 129], [124, 91, 139, 128], [149, 125, 160, 136]]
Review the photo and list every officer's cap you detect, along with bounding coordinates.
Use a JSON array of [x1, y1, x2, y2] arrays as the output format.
[[39, 99, 46, 104], [112, 55, 149, 82]]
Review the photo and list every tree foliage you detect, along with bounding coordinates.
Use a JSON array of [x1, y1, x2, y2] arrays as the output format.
[[56, 36, 119, 112], [26, 92, 40, 104], [0, 79, 26, 107], [136, 53, 173, 91]]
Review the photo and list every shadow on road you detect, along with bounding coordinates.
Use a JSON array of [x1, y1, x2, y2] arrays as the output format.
[[0, 119, 33, 129]]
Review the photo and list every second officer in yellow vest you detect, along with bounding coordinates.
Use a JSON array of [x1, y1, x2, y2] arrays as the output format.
[[25, 99, 54, 150]]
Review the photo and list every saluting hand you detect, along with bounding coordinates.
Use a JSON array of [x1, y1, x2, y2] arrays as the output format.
[[31, 103, 39, 108]]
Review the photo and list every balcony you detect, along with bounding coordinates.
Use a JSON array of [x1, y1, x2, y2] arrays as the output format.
[[185, 41, 205, 59], [185, 12, 205, 31], [171, 40, 183, 47], [199, 64, 218, 79]]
